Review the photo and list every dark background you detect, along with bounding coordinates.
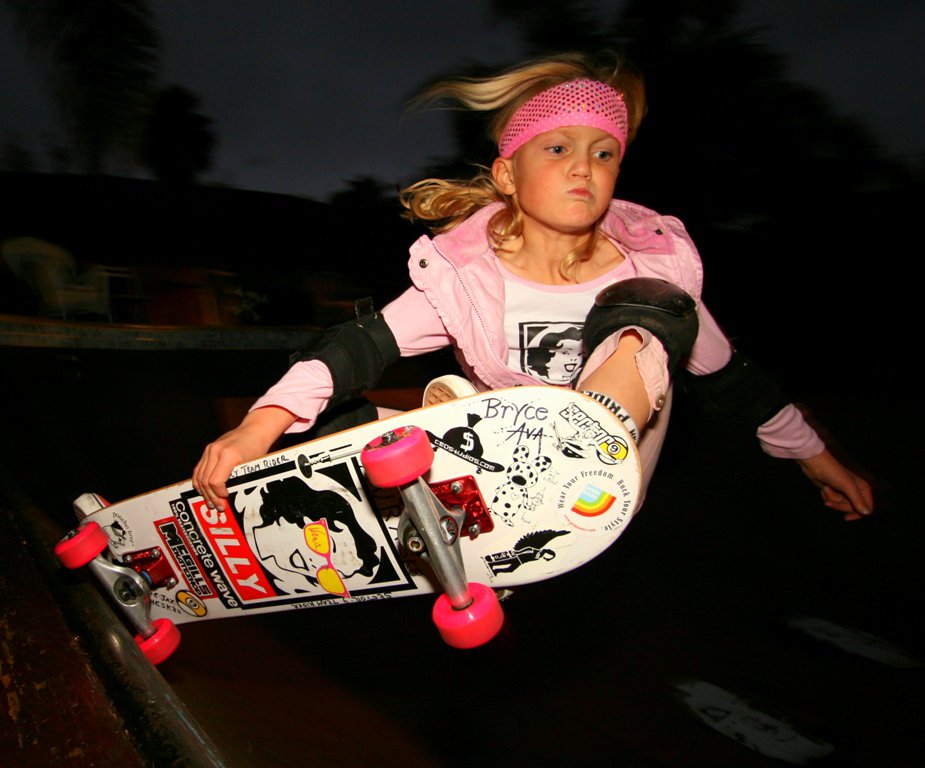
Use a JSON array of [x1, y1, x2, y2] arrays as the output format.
[[1, 2, 922, 766]]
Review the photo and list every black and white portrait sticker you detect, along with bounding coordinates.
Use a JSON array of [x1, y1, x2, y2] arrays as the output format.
[[516, 321, 583, 385]]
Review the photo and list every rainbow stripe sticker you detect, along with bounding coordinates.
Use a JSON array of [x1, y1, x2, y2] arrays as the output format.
[[571, 484, 617, 517]]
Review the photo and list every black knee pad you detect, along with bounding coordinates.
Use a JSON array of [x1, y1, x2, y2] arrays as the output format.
[[583, 277, 698, 375], [289, 299, 399, 409]]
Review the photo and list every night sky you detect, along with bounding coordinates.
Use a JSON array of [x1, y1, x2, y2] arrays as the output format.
[[1, 0, 922, 200]]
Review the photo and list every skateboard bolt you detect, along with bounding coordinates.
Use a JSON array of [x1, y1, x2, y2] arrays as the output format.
[[406, 535, 425, 553], [381, 430, 400, 445], [152, 548, 161, 558], [123, 554, 134, 563], [115, 577, 139, 603], [469, 523, 481, 538], [450, 481, 463, 494]]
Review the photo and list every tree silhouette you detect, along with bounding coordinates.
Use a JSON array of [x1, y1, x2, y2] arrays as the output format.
[[611, 0, 912, 380], [140, 85, 217, 185], [328, 176, 420, 303], [5, 0, 158, 174]]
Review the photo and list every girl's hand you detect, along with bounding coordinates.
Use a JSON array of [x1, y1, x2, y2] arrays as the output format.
[[797, 449, 874, 521], [193, 407, 296, 511]]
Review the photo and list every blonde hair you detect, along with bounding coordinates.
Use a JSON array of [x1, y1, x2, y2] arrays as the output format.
[[400, 51, 646, 279]]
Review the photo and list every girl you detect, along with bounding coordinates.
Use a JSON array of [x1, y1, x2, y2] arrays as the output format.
[[194, 51, 872, 521]]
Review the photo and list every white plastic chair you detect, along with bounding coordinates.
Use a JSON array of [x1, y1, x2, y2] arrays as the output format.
[[1, 237, 113, 320]]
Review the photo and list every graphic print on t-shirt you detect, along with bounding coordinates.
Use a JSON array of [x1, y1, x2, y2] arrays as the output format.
[[517, 321, 584, 385]]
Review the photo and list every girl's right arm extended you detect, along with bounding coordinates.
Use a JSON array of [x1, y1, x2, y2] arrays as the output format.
[[193, 286, 453, 510], [193, 405, 297, 511]]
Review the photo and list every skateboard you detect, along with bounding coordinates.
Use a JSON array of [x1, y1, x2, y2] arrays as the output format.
[[55, 386, 641, 660]]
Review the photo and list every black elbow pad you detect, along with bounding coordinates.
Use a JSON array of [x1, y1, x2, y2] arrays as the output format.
[[682, 352, 789, 429], [289, 299, 400, 409]]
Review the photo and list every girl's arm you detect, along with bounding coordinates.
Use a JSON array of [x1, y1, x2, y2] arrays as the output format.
[[797, 450, 874, 521], [248, 287, 453, 436], [192, 287, 453, 505], [380, 286, 455, 354], [193, 405, 298, 511], [685, 303, 874, 520]]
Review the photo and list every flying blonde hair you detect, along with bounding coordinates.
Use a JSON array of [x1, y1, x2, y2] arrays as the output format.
[[400, 51, 646, 279]]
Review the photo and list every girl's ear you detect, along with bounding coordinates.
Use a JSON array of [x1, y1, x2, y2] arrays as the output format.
[[492, 157, 516, 196]]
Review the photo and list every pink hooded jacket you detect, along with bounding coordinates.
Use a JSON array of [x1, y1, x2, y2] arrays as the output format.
[[254, 199, 823, 492]]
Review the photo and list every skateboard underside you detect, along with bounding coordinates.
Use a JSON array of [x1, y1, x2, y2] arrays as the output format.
[[81, 387, 642, 625]]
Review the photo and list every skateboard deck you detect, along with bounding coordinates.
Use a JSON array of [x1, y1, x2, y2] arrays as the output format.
[[65, 386, 641, 630]]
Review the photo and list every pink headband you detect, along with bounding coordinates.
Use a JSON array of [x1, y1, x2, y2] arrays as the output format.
[[498, 79, 628, 158]]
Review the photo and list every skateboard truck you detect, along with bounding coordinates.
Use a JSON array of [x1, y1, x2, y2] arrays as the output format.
[[398, 480, 470, 609], [55, 504, 181, 665], [362, 427, 504, 648]]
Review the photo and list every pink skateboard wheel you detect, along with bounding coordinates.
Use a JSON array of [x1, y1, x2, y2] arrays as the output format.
[[432, 582, 504, 649], [55, 521, 109, 569], [136, 618, 181, 665], [361, 426, 434, 487]]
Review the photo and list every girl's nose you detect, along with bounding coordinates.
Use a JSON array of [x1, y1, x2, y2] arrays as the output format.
[[570, 157, 591, 177]]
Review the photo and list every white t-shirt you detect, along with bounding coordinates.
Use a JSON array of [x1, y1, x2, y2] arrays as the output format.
[[501, 259, 635, 385]]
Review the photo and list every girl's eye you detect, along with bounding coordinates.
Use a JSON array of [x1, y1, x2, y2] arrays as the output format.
[[595, 150, 614, 161], [547, 145, 566, 155]]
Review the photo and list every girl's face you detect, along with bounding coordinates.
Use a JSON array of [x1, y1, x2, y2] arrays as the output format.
[[493, 125, 621, 238]]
